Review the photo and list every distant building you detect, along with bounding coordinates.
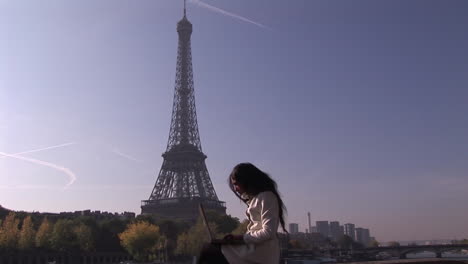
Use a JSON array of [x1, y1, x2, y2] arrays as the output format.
[[344, 223, 356, 241], [329, 221, 341, 241], [362, 228, 370, 245], [58, 210, 135, 220], [355, 228, 364, 244], [355, 227, 370, 246], [289, 223, 299, 234], [121, 211, 136, 220], [316, 221, 329, 238], [311, 226, 317, 233]]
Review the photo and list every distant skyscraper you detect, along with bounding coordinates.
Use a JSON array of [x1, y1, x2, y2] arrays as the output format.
[[289, 223, 299, 234], [308, 212, 312, 234], [344, 223, 356, 241], [355, 227, 371, 246], [355, 227, 365, 244], [329, 221, 341, 241], [316, 221, 329, 238], [362, 228, 371, 246]]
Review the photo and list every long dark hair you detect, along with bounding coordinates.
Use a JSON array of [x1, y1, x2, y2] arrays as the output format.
[[228, 163, 287, 232]]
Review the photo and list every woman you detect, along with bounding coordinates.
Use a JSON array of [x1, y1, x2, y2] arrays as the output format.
[[198, 163, 287, 264]]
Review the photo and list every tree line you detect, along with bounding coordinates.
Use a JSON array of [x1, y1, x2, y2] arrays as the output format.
[[0, 211, 245, 262]]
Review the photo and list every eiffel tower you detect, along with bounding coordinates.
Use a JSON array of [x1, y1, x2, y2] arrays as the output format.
[[141, 2, 226, 220]]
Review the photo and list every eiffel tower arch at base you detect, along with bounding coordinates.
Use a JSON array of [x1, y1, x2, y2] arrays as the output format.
[[141, 147, 227, 221], [141, 197, 226, 222]]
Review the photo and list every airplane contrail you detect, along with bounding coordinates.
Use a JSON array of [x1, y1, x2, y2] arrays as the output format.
[[0, 151, 77, 189], [0, 184, 149, 191], [0, 142, 77, 158], [14, 142, 76, 156], [0, 185, 57, 190], [111, 148, 143, 163], [189, 0, 270, 30]]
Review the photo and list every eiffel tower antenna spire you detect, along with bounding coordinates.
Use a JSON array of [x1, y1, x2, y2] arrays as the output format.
[[184, 0, 187, 17]]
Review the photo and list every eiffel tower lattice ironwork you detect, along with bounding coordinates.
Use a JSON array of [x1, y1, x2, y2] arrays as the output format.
[[141, 5, 226, 220]]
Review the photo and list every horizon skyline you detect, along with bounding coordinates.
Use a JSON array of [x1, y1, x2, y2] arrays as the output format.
[[0, 203, 464, 244], [1, 0, 467, 242]]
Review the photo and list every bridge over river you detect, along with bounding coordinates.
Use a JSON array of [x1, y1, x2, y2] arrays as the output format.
[[330, 244, 468, 259]]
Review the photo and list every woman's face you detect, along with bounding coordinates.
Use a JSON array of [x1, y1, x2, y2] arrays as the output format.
[[231, 177, 246, 194]]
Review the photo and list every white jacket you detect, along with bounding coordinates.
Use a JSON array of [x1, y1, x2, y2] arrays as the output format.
[[222, 191, 280, 264]]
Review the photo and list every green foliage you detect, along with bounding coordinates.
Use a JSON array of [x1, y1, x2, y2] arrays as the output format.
[[74, 217, 99, 252], [134, 215, 156, 225], [0, 205, 11, 219], [0, 212, 20, 250], [18, 216, 36, 250], [35, 217, 53, 249], [353, 241, 364, 249], [155, 219, 190, 258], [204, 211, 240, 234], [231, 219, 249, 235], [119, 221, 166, 262], [96, 218, 128, 252], [336, 235, 364, 249], [50, 219, 79, 252], [49, 218, 96, 252], [74, 223, 95, 252], [337, 235, 354, 249]]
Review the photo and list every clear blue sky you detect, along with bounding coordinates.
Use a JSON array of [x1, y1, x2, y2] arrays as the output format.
[[1, 0, 467, 242]]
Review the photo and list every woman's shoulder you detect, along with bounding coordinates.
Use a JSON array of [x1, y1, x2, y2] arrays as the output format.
[[254, 191, 277, 200]]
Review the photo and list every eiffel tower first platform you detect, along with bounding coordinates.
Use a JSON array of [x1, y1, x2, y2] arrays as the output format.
[[141, 4, 226, 221]]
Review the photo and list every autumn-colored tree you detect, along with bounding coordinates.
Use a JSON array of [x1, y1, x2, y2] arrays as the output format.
[[452, 239, 468, 245], [119, 221, 165, 262], [289, 239, 305, 249], [175, 232, 190, 257], [369, 239, 380, 247], [18, 216, 36, 250], [35, 217, 53, 249], [387, 241, 400, 247], [175, 218, 218, 257], [0, 212, 20, 250]]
